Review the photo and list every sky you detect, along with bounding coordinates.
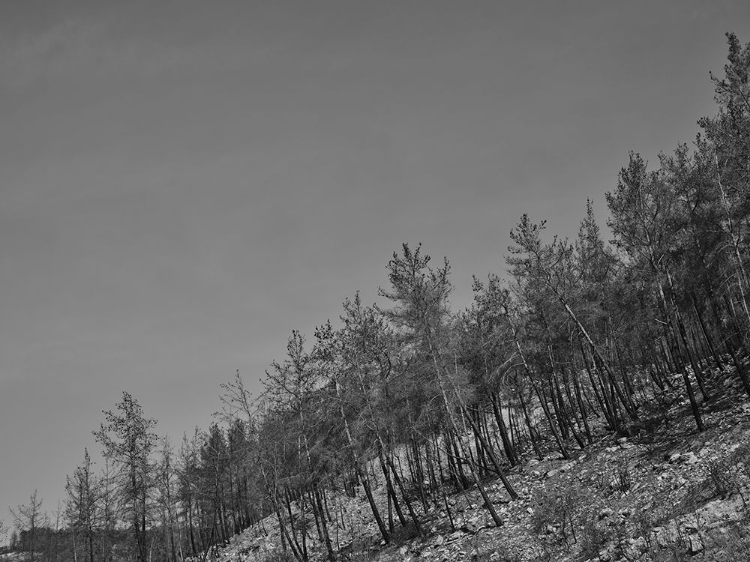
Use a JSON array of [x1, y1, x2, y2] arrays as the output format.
[[1, 0, 749, 533]]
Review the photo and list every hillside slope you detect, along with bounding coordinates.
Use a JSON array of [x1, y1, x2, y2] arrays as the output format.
[[212, 369, 750, 562]]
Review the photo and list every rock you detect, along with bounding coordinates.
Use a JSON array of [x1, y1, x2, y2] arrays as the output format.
[[667, 452, 681, 463], [652, 525, 680, 547], [545, 469, 558, 479], [687, 532, 704, 554], [695, 494, 746, 528], [447, 531, 463, 541], [598, 507, 614, 520], [620, 536, 647, 560], [682, 452, 699, 465], [434, 535, 445, 546]]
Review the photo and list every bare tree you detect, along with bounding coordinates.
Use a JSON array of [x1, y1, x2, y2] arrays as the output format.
[[10, 490, 46, 562]]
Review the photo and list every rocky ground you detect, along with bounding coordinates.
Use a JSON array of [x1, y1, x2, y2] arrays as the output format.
[[212, 367, 750, 562]]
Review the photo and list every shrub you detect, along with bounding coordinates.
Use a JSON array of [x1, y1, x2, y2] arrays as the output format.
[[577, 516, 611, 561], [389, 520, 420, 543], [707, 458, 740, 499], [530, 484, 586, 547], [613, 461, 632, 494]]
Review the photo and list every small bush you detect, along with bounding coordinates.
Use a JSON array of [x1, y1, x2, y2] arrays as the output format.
[[707, 458, 740, 499], [577, 516, 611, 561], [613, 462, 632, 493], [530, 485, 585, 547], [389, 520, 420, 543], [594, 461, 633, 496]]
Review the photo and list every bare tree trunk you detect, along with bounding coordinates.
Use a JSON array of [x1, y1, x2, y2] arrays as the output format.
[[511, 330, 569, 459], [490, 393, 517, 466], [332, 376, 389, 543], [517, 389, 543, 461], [425, 338, 509, 526]]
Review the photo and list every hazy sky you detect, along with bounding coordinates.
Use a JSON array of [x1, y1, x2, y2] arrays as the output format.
[[2, 0, 749, 529]]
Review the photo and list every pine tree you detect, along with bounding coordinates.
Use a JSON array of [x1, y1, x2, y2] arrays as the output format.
[[65, 449, 99, 562], [93, 392, 158, 562]]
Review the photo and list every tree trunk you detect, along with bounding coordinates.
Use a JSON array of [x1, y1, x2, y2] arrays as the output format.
[[517, 389, 543, 461], [490, 393, 517, 466]]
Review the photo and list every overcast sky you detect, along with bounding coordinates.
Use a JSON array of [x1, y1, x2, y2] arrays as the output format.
[[1, 0, 749, 530]]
